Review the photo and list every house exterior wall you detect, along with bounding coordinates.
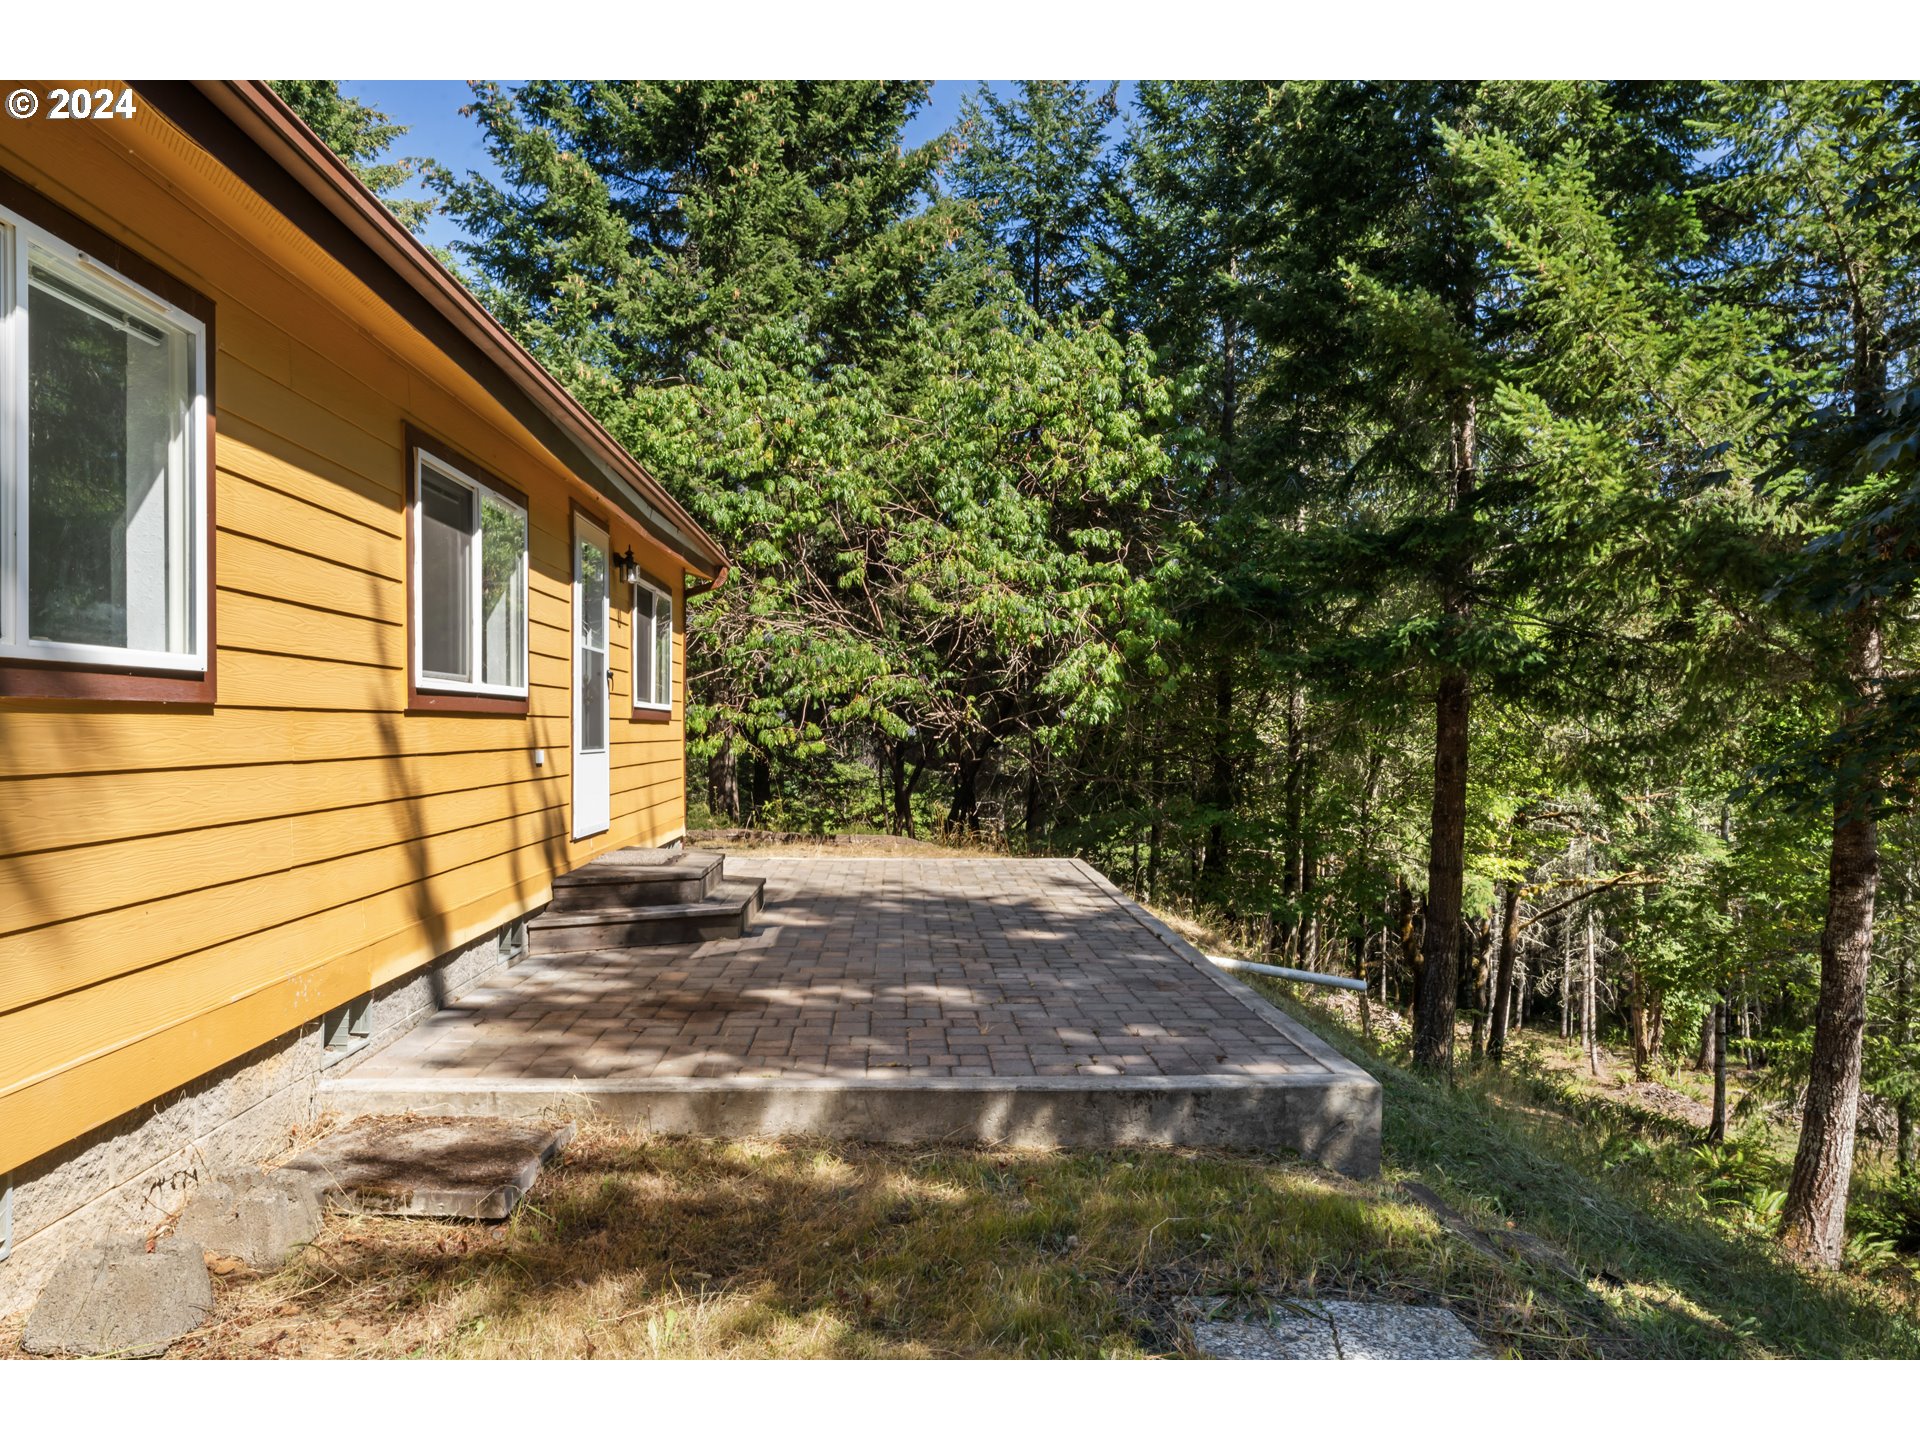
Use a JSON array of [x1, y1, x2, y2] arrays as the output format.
[[0, 917, 523, 1317], [0, 98, 692, 1189]]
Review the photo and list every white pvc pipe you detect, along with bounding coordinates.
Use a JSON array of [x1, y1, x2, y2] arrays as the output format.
[[1206, 954, 1369, 992]]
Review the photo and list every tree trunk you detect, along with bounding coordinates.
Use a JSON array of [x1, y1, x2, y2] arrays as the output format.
[[1488, 879, 1522, 1065], [708, 736, 741, 824], [948, 744, 987, 834], [887, 745, 910, 836], [1560, 912, 1574, 1041], [1355, 930, 1373, 1039], [1782, 610, 1883, 1269], [1708, 999, 1729, 1144], [1583, 906, 1599, 1077], [1300, 767, 1321, 967], [745, 750, 771, 825], [1023, 763, 1043, 850], [1200, 660, 1235, 902], [1467, 916, 1492, 1063], [1396, 878, 1422, 1015], [1412, 396, 1475, 1076], [1279, 686, 1306, 958], [1413, 668, 1471, 1073], [1628, 966, 1652, 1082], [1898, 941, 1913, 1179], [1147, 741, 1164, 904]]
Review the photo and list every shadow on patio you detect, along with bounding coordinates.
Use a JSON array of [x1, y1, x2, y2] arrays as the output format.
[[321, 857, 1383, 1176]]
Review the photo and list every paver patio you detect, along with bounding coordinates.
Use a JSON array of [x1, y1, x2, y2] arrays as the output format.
[[324, 857, 1382, 1175]]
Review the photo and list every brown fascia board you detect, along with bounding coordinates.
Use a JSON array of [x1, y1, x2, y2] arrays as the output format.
[[135, 80, 728, 583]]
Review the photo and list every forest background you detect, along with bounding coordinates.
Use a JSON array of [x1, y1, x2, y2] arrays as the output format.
[[274, 78, 1920, 1274]]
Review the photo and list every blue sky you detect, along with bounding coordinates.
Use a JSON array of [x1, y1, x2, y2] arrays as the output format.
[[343, 81, 1134, 252]]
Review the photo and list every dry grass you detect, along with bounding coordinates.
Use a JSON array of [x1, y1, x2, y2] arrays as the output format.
[[2, 1125, 1587, 1360], [1245, 982, 1920, 1358], [15, 849, 1910, 1358]]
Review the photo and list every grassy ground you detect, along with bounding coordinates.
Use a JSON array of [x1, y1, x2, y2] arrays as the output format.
[[7, 839, 1916, 1358], [1234, 977, 1920, 1359], [6, 1131, 1520, 1359], [12, 1023, 1912, 1359]]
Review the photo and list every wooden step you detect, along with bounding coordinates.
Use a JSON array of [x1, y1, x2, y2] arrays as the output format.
[[548, 850, 723, 911], [528, 878, 766, 954]]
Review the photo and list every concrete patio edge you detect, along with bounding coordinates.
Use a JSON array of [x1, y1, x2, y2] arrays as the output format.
[[1065, 858, 1383, 1083], [319, 1071, 1384, 1178], [318, 856, 1386, 1179]]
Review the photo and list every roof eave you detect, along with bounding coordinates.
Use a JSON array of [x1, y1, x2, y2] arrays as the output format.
[[187, 80, 729, 581]]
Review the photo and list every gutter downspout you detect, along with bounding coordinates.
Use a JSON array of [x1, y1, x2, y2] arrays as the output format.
[[1207, 954, 1369, 993]]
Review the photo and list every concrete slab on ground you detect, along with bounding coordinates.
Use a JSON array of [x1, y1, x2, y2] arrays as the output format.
[[22, 1236, 212, 1358], [1194, 1299, 1491, 1360], [1320, 1299, 1491, 1359], [279, 1115, 575, 1219], [170, 1169, 323, 1272], [1193, 1312, 1342, 1359], [322, 858, 1382, 1176]]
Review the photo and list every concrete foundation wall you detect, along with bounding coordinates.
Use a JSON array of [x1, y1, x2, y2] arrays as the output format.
[[0, 916, 528, 1318]]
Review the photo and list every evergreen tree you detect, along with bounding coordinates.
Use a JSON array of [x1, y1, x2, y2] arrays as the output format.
[[432, 82, 957, 817], [1700, 80, 1920, 1268], [432, 81, 949, 382], [1116, 81, 1292, 906], [269, 81, 432, 232], [434, 82, 1172, 835], [945, 81, 1121, 320]]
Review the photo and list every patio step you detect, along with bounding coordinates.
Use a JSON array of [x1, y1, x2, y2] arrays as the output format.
[[547, 849, 724, 911], [528, 877, 766, 954]]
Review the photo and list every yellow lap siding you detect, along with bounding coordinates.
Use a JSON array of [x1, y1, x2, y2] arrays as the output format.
[[218, 594, 406, 672], [3, 777, 564, 968], [3, 753, 553, 856], [218, 471, 404, 582], [215, 532, 405, 626], [0, 101, 692, 1178], [0, 826, 568, 1093], [0, 873, 545, 1177], [0, 708, 569, 779]]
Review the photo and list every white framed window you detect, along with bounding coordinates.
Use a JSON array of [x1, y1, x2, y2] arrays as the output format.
[[410, 448, 528, 698], [0, 199, 209, 672], [632, 573, 673, 712]]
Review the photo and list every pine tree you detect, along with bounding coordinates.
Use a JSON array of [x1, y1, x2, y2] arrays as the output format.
[[1446, 80, 1920, 1259], [433, 82, 1173, 835]]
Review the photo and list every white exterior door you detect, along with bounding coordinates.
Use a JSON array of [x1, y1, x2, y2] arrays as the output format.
[[571, 513, 611, 840]]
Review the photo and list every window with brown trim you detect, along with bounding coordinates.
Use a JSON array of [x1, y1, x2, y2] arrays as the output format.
[[0, 171, 216, 703], [631, 570, 673, 720], [404, 430, 530, 715]]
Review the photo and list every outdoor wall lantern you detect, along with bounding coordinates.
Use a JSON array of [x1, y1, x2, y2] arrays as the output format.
[[617, 546, 641, 586]]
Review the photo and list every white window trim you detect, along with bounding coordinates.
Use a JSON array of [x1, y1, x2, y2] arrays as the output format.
[[632, 572, 673, 713], [411, 447, 530, 699], [0, 200, 209, 674]]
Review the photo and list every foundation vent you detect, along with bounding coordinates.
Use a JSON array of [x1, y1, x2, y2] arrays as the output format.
[[321, 994, 373, 1064]]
